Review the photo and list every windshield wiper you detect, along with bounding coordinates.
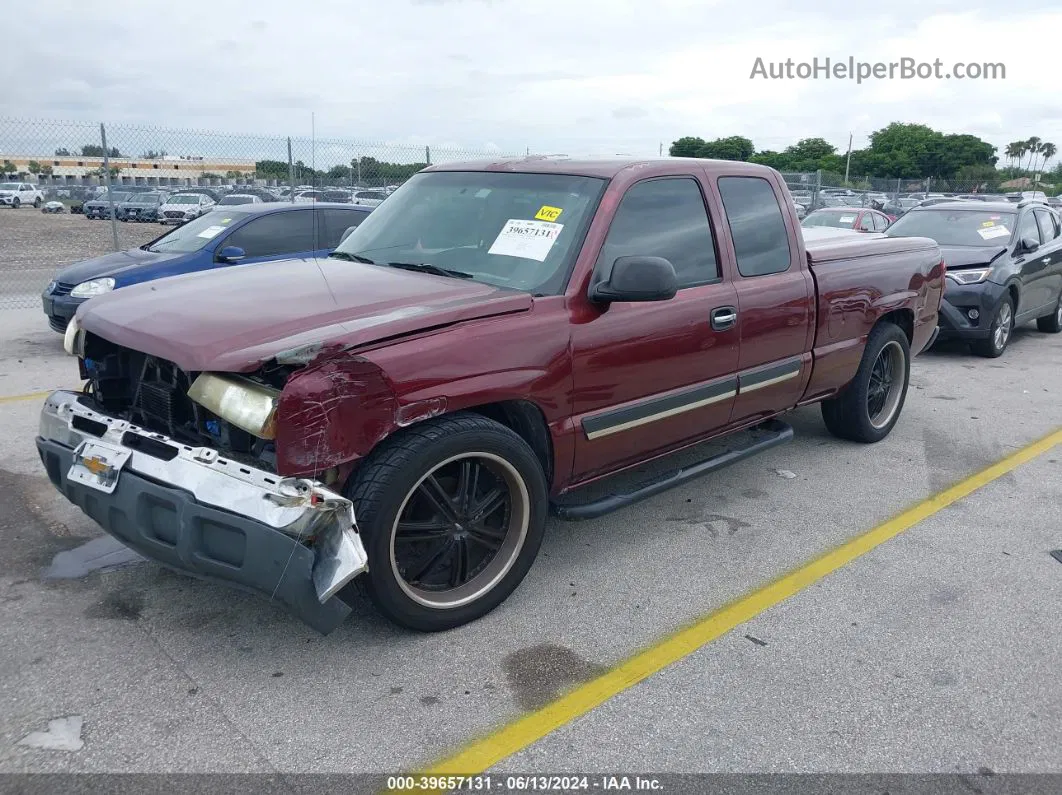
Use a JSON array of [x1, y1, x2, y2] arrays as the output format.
[[385, 262, 474, 279], [329, 251, 376, 264]]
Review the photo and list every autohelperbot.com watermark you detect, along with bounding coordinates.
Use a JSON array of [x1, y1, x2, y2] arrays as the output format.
[[750, 56, 1005, 83]]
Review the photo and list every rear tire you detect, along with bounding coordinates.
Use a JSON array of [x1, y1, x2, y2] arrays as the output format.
[[11, 198, 19, 209], [971, 295, 1014, 357], [1036, 291, 1062, 334], [822, 322, 910, 443], [344, 412, 548, 631]]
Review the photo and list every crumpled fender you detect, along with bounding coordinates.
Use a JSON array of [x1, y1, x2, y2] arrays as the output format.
[[274, 354, 399, 477]]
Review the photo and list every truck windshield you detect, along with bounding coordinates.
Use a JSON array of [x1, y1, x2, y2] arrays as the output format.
[[333, 170, 606, 294], [146, 211, 250, 253], [885, 209, 1017, 247]]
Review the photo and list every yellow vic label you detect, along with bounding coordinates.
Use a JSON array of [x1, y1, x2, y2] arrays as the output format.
[[535, 205, 562, 222]]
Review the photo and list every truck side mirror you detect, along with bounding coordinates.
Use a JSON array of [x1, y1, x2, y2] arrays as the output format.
[[589, 256, 678, 303]]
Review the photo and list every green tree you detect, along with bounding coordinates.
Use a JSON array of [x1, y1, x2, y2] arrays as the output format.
[[669, 136, 707, 157], [1038, 142, 1057, 175], [140, 150, 166, 159], [224, 170, 242, 179], [41, 164, 53, 176], [80, 144, 122, 158], [327, 164, 352, 180], [54, 147, 71, 157], [1004, 141, 1024, 170], [1, 159, 16, 174], [254, 159, 290, 180], [27, 160, 41, 175], [698, 136, 755, 161], [1023, 137, 1041, 173]]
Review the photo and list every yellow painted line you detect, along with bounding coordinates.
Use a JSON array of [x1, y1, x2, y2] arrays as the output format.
[[0, 389, 55, 404], [399, 427, 1062, 788], [0, 385, 83, 404]]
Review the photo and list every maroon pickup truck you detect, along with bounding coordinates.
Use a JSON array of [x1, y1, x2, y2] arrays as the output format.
[[38, 158, 944, 633]]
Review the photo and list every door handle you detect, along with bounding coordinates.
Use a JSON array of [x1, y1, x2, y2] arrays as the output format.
[[711, 306, 738, 331]]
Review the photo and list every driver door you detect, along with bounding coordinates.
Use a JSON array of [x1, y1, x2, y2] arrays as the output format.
[[570, 176, 739, 483]]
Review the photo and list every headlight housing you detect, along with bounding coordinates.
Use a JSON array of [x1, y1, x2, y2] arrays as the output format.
[[946, 268, 990, 286], [70, 278, 116, 298], [63, 314, 85, 356], [188, 373, 280, 439]]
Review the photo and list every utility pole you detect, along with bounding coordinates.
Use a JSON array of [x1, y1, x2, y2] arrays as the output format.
[[100, 123, 119, 251], [659, 141, 663, 156], [843, 132, 853, 186]]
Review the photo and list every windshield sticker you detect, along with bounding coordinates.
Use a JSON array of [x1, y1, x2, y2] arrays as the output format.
[[977, 225, 1010, 240], [196, 225, 227, 239], [488, 219, 564, 262], [838, 214, 856, 223], [534, 205, 563, 222], [981, 220, 994, 227], [474, 188, 491, 198]]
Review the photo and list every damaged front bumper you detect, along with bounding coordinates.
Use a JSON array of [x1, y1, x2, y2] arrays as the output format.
[[35, 390, 368, 634]]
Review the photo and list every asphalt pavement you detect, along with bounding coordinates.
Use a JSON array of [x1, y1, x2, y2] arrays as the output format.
[[0, 306, 1059, 781]]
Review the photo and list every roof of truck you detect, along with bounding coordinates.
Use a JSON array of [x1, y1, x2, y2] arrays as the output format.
[[422, 156, 777, 179]]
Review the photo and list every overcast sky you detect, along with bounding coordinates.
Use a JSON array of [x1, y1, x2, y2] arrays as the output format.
[[5, 0, 1061, 165]]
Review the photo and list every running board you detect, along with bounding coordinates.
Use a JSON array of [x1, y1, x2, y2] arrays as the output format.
[[550, 419, 794, 521]]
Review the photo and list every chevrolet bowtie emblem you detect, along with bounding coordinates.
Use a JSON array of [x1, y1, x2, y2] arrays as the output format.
[[82, 456, 111, 476]]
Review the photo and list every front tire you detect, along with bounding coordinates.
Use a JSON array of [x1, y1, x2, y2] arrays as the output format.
[[1036, 291, 1062, 334], [822, 322, 911, 443], [345, 412, 548, 631], [33, 197, 42, 208], [971, 295, 1014, 357]]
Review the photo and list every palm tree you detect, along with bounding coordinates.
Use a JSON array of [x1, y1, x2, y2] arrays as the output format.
[[1005, 141, 1024, 170], [1024, 136, 1041, 173], [1037, 142, 1056, 179]]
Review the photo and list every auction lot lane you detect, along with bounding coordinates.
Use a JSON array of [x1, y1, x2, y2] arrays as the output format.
[[0, 306, 1060, 776]]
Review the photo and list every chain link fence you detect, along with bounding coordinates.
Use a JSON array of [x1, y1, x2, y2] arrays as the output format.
[[0, 117, 518, 309], [0, 117, 1020, 311]]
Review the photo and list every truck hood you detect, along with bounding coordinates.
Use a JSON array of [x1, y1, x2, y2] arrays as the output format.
[[938, 245, 1008, 270], [57, 248, 183, 284], [77, 257, 533, 372]]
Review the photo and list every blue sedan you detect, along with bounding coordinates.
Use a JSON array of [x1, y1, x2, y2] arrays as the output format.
[[42, 202, 372, 332]]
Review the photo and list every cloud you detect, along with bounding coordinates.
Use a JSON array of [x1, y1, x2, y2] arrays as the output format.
[[3, 0, 1060, 162]]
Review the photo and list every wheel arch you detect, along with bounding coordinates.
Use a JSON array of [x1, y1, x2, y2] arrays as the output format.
[[874, 308, 913, 345], [464, 400, 554, 487]]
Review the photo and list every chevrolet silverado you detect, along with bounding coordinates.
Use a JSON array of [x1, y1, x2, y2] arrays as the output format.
[[37, 158, 944, 633]]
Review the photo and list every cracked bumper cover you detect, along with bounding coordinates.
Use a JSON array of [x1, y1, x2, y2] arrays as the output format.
[[35, 390, 368, 634]]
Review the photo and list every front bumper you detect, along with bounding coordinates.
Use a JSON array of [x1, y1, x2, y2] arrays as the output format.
[[0, 195, 16, 205], [35, 391, 368, 634], [41, 291, 86, 332], [935, 279, 1008, 341]]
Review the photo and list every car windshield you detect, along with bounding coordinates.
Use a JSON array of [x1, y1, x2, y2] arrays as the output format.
[[333, 170, 606, 294], [94, 192, 130, 202], [167, 195, 201, 204], [129, 193, 162, 203], [885, 209, 1017, 247], [145, 211, 249, 253], [219, 195, 254, 205], [802, 211, 858, 228]]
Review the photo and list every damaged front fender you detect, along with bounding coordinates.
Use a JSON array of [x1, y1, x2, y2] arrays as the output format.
[[274, 355, 400, 476]]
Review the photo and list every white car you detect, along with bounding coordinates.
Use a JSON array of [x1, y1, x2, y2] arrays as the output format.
[[352, 190, 387, 207], [216, 194, 263, 207], [157, 193, 216, 224], [293, 190, 326, 203], [0, 181, 44, 208]]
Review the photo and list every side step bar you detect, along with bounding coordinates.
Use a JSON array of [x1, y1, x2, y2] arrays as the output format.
[[550, 419, 794, 521]]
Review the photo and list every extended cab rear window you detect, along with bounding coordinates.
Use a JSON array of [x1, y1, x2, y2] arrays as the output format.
[[718, 177, 792, 277]]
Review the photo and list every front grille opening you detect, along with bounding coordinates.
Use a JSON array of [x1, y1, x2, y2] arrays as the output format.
[[121, 431, 179, 461], [71, 415, 108, 438]]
